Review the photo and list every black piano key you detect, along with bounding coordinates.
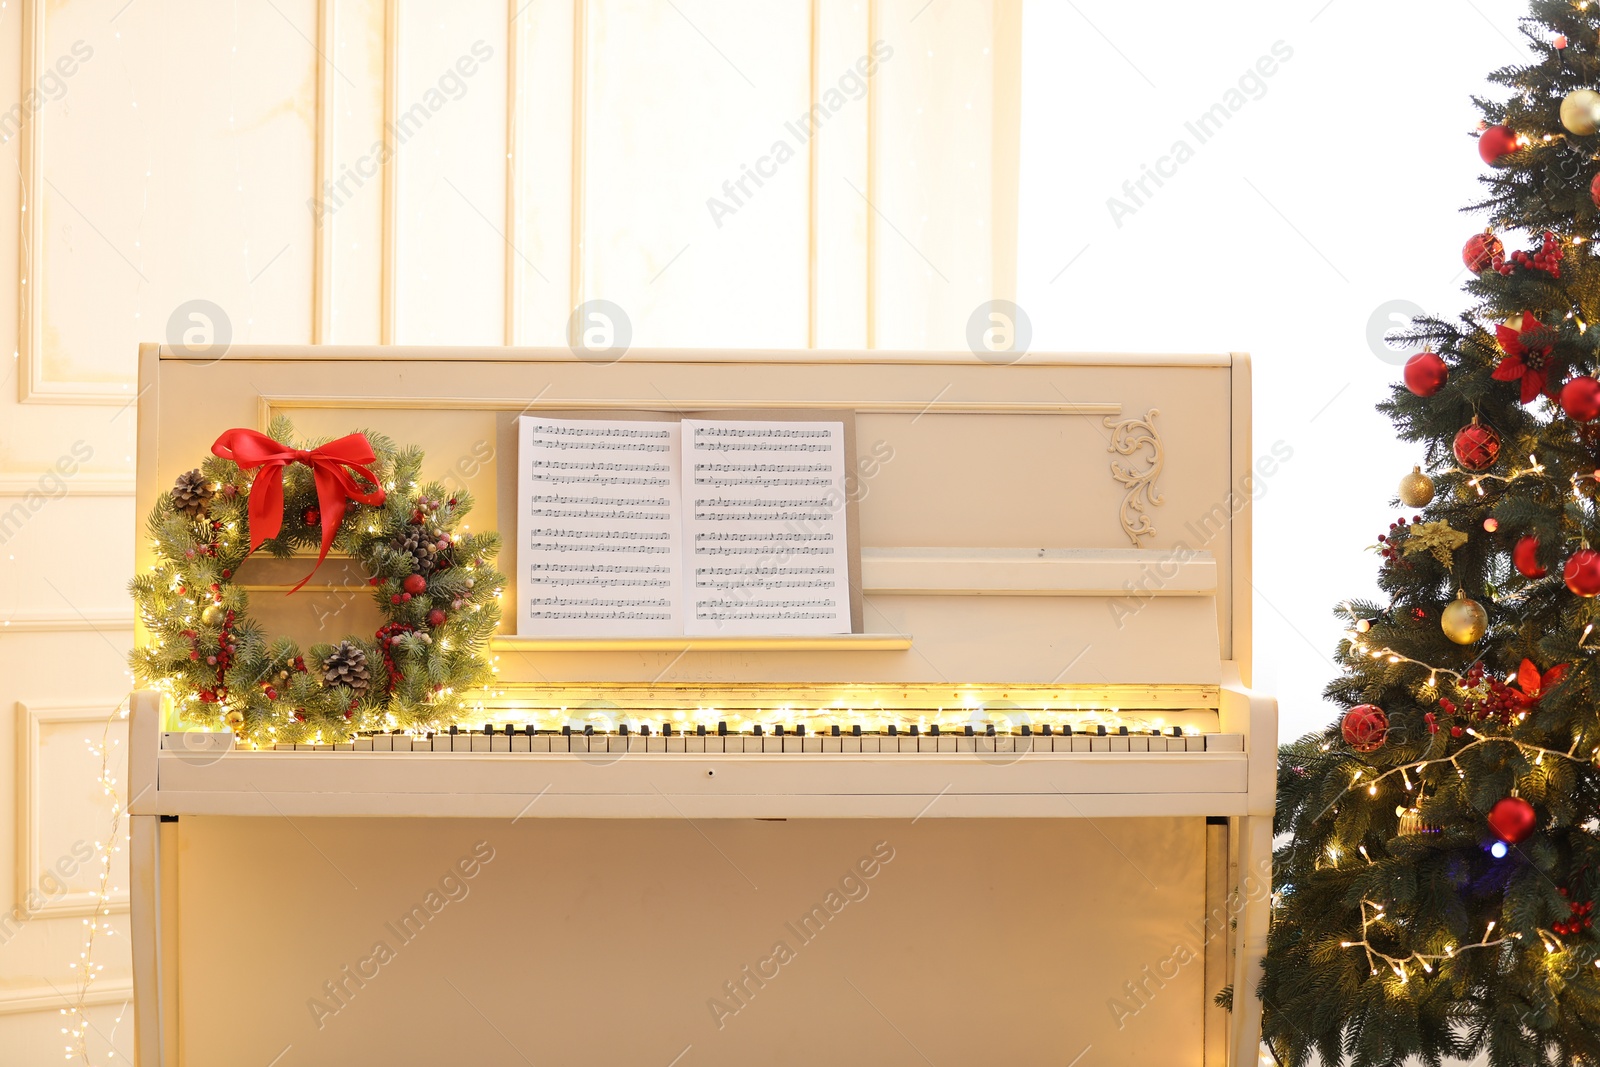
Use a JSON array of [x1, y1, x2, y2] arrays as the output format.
[[523, 724, 534, 735], [583, 725, 594, 736], [640, 724, 650, 736], [562, 725, 571, 736], [929, 723, 940, 736], [504, 724, 515, 735], [753, 724, 764, 736], [1169, 726, 1182, 737], [852, 724, 862, 736], [483, 724, 494, 735], [1020, 724, 1031, 737], [964, 725, 974, 736], [1118, 726, 1129, 736], [774, 725, 785, 737], [887, 724, 898, 736], [663, 724, 673, 736], [909, 724, 919, 736], [986, 724, 996, 737], [831, 725, 840, 736], [698, 724, 707, 736], [449, 725, 459, 735], [796, 725, 805, 736], [618, 723, 630, 736], [718, 722, 728, 736], [1096, 725, 1107, 736], [1040, 724, 1052, 736]]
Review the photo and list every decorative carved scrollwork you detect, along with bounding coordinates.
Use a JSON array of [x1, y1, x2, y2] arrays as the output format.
[[1104, 409, 1164, 546]]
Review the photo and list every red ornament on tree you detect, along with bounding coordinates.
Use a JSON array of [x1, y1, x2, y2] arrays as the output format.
[[1453, 418, 1501, 471], [428, 609, 447, 627], [403, 574, 428, 595], [1562, 376, 1600, 422], [1463, 230, 1504, 272], [1565, 548, 1600, 596], [1403, 351, 1448, 397], [1592, 171, 1600, 208], [1513, 535, 1547, 578], [1486, 795, 1537, 844], [1340, 704, 1389, 753], [302, 506, 320, 527], [1478, 124, 1521, 166]]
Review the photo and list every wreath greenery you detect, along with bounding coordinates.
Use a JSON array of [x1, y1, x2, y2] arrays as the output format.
[[129, 417, 504, 746]]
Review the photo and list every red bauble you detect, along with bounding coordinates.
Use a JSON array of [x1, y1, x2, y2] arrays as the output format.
[[428, 609, 447, 627], [1562, 376, 1600, 422], [1486, 796, 1537, 844], [1479, 124, 1520, 166], [1592, 171, 1600, 208], [302, 507, 320, 527], [1340, 704, 1389, 753], [1463, 231, 1504, 272], [1403, 352, 1448, 397], [1513, 535, 1547, 578], [1565, 548, 1600, 596], [1453, 420, 1501, 471], [403, 574, 428, 595]]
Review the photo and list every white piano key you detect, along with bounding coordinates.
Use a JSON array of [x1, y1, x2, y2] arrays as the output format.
[[1185, 735, 1207, 751], [1110, 736, 1130, 752], [628, 736, 648, 754], [700, 736, 723, 753], [302, 744, 333, 752], [976, 736, 995, 753], [763, 737, 783, 754], [666, 736, 685, 753], [936, 736, 956, 753], [445, 734, 467, 752], [351, 737, 372, 751], [646, 736, 665, 753], [841, 736, 861, 753], [368, 735, 391, 752], [470, 735, 493, 753], [531, 734, 551, 752], [491, 734, 510, 752], [510, 734, 530, 752], [1206, 733, 1245, 752], [995, 736, 1014, 754], [860, 737, 881, 753], [783, 736, 803, 753], [956, 736, 976, 753], [1071, 737, 1092, 752], [683, 736, 705, 753], [334, 742, 354, 752], [802, 737, 821, 753], [1127, 735, 1149, 752], [274, 743, 295, 751], [1149, 737, 1172, 752], [605, 735, 625, 754], [898, 737, 919, 754], [1050, 735, 1073, 753], [822, 736, 842, 753], [1090, 737, 1110, 752]]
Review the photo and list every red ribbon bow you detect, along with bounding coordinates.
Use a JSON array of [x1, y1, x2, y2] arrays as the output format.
[[211, 428, 387, 593]]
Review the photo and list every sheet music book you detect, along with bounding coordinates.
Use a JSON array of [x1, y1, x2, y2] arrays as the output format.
[[516, 415, 854, 637]]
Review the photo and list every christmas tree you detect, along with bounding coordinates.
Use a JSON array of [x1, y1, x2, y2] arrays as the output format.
[[1262, 4, 1600, 1064]]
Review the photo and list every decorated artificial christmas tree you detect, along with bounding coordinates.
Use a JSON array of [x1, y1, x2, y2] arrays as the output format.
[[1263, 4, 1600, 1063]]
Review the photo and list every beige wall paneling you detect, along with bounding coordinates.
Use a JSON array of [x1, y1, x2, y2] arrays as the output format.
[[583, 0, 811, 348], [508, 0, 577, 346], [392, 0, 508, 343], [813, 0, 871, 348], [318, 0, 389, 343], [26, 0, 319, 403], [14, 702, 128, 919], [869, 0, 1019, 349]]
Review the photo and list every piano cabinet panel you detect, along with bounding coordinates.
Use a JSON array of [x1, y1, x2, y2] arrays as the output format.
[[168, 816, 1211, 1067]]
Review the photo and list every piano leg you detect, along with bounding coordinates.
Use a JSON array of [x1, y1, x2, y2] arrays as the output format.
[[131, 814, 180, 1067], [1229, 814, 1271, 1067]]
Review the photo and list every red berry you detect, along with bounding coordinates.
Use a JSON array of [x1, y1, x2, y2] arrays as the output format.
[[189, 650, 200, 660], [403, 574, 428, 595], [390, 594, 402, 604], [221, 569, 231, 578], [428, 609, 447, 627], [401, 593, 412, 602], [1450, 725, 1463, 737]]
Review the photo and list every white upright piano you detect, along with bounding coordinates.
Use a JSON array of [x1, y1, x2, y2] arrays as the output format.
[[128, 344, 1274, 1066]]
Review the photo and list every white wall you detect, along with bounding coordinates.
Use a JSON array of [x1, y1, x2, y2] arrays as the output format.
[[0, 0, 1529, 1060]]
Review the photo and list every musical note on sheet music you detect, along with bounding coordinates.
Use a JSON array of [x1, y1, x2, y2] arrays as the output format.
[[682, 420, 852, 635]]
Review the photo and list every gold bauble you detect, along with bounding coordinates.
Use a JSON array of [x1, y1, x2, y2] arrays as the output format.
[[200, 602, 223, 626], [1440, 590, 1487, 645], [1398, 465, 1435, 508], [1562, 89, 1600, 136]]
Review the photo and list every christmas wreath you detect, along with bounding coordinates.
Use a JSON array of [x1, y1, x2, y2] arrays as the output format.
[[129, 417, 505, 746]]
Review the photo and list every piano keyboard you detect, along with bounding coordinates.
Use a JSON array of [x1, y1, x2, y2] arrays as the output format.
[[163, 723, 1244, 754]]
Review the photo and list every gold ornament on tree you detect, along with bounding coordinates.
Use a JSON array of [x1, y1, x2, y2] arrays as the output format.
[[1398, 466, 1435, 508], [1561, 88, 1600, 136], [1441, 589, 1488, 644], [200, 602, 224, 626], [1402, 520, 1468, 568]]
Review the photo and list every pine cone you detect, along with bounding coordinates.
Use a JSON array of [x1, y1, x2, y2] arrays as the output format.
[[391, 523, 449, 576], [321, 641, 370, 697], [171, 469, 216, 518]]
